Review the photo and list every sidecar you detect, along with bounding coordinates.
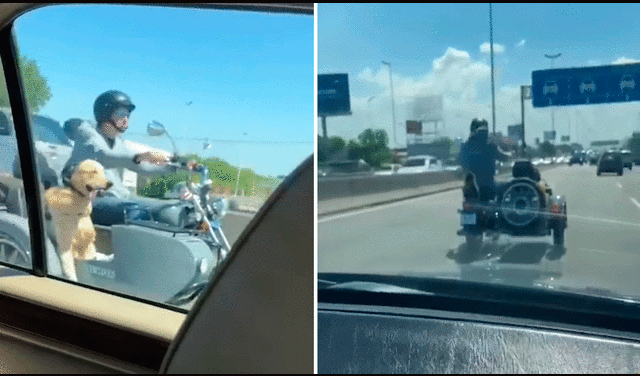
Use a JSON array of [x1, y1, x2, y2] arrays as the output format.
[[459, 160, 568, 249], [46, 195, 223, 306]]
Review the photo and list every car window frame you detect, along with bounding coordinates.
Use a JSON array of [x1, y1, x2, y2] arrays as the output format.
[[0, 2, 314, 371]]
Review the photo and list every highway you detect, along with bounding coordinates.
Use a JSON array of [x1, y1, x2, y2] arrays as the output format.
[[318, 164, 640, 298]]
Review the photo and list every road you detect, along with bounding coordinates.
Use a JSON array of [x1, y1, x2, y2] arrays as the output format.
[[319, 164, 640, 298]]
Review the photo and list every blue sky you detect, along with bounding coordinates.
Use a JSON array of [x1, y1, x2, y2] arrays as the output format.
[[318, 3, 640, 149], [13, 4, 313, 177]]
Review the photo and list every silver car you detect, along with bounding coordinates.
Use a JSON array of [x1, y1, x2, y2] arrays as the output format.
[[0, 107, 73, 189]]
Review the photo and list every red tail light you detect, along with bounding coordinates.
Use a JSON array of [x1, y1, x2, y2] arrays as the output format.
[[550, 203, 561, 215], [463, 202, 474, 211]]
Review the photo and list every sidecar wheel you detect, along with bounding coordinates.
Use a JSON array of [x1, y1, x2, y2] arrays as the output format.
[[465, 234, 483, 253], [0, 230, 31, 268]]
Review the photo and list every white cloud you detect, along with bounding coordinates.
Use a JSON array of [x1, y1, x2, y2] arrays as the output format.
[[324, 47, 640, 148], [612, 57, 640, 65], [480, 42, 505, 55], [516, 39, 526, 48]]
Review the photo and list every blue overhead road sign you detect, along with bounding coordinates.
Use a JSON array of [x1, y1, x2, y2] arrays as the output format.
[[532, 63, 640, 107], [318, 73, 352, 117]]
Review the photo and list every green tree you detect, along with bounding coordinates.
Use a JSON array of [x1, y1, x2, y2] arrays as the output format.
[[539, 141, 556, 157], [328, 136, 346, 154], [347, 139, 363, 161], [0, 52, 52, 113], [353, 128, 392, 168]]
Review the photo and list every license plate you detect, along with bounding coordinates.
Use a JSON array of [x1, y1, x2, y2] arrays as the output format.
[[461, 213, 477, 225]]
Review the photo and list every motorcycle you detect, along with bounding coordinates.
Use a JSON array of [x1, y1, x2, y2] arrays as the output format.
[[0, 121, 232, 307], [458, 159, 567, 251]]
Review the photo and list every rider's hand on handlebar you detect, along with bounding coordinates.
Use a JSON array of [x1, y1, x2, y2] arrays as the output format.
[[136, 151, 170, 165], [187, 160, 200, 171]]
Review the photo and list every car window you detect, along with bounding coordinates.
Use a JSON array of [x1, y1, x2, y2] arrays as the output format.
[[318, 2, 640, 332], [8, 3, 313, 310], [403, 159, 425, 167]]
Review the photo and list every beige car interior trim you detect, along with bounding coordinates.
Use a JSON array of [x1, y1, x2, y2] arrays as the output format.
[[0, 275, 186, 342], [0, 322, 154, 374]]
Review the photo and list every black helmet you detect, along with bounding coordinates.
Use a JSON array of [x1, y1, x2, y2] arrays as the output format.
[[93, 90, 135, 124], [470, 118, 489, 134]]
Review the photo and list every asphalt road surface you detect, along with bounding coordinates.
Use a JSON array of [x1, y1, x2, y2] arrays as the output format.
[[319, 164, 640, 299]]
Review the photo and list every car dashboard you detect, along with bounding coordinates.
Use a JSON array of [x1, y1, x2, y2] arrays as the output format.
[[318, 276, 640, 373]]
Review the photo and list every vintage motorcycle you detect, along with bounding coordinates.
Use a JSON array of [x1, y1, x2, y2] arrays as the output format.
[[458, 159, 568, 251], [1, 121, 232, 306]]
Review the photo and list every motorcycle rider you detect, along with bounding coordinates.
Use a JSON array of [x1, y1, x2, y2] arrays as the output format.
[[459, 118, 512, 202], [63, 90, 196, 198]]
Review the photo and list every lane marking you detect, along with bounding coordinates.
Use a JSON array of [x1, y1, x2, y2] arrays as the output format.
[[617, 182, 622, 189], [579, 247, 618, 255], [631, 197, 640, 211], [229, 210, 256, 218], [318, 189, 458, 224]]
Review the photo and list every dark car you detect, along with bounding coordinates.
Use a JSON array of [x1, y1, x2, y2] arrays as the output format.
[[568, 153, 585, 166], [597, 151, 624, 176]]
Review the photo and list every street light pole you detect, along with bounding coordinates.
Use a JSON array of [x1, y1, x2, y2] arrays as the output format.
[[545, 53, 561, 143], [382, 61, 397, 149], [489, 3, 496, 136]]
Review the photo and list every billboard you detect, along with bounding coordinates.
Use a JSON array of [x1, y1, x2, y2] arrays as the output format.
[[543, 131, 556, 142], [532, 63, 640, 108], [507, 124, 523, 143], [411, 95, 443, 122], [406, 120, 422, 135], [318, 73, 351, 116]]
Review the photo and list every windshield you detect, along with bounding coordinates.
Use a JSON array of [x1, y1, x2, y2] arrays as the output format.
[[318, 3, 640, 304]]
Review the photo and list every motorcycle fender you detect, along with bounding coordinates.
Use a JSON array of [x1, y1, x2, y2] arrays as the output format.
[[77, 224, 216, 303]]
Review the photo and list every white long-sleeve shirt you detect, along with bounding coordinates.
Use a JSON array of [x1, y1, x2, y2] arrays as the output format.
[[63, 120, 177, 198]]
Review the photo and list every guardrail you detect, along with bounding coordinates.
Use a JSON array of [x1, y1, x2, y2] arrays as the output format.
[[318, 169, 463, 201], [318, 163, 561, 216]]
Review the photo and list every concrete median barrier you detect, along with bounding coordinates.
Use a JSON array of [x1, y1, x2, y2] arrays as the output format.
[[318, 164, 560, 216]]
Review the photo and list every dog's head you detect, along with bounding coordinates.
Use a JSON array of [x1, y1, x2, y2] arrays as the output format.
[[65, 159, 113, 200]]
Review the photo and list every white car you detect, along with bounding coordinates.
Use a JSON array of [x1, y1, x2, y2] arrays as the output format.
[[397, 155, 443, 174]]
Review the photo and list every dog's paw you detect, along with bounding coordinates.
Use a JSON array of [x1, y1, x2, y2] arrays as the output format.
[[94, 253, 114, 262]]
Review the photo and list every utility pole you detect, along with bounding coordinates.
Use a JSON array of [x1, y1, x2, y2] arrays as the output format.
[[490, 3, 496, 135], [545, 53, 562, 143]]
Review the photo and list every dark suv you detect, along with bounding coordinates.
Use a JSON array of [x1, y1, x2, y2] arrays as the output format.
[[597, 151, 624, 176], [568, 152, 585, 166]]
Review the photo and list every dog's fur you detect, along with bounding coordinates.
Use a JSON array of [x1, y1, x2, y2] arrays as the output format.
[[44, 159, 113, 281]]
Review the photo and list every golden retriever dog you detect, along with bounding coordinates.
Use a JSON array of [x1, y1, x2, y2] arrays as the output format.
[[44, 159, 113, 281]]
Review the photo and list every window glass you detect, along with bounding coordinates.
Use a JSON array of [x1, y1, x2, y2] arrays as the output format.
[[13, 4, 313, 309], [0, 57, 31, 270], [318, 3, 640, 307], [403, 159, 425, 167]]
